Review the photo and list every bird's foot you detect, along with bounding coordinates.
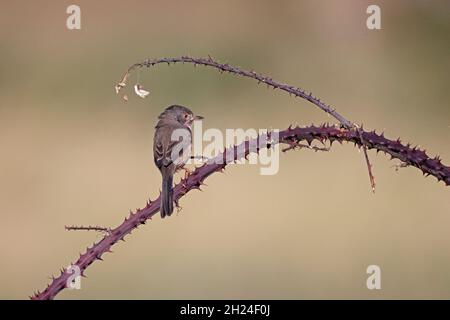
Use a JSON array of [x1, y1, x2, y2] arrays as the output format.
[[183, 167, 193, 180]]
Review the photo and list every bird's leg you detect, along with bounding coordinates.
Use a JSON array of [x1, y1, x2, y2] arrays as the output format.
[[182, 166, 193, 179], [179, 165, 193, 189]]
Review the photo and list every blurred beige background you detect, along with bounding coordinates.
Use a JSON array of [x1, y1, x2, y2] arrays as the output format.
[[0, 0, 449, 299]]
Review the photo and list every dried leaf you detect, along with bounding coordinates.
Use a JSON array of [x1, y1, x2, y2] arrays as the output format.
[[115, 82, 126, 94], [114, 72, 130, 94], [134, 84, 150, 98]]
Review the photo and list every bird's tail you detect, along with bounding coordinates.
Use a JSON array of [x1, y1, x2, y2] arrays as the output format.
[[160, 173, 174, 218]]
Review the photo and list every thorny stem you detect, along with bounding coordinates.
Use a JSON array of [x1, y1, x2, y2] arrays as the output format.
[[119, 56, 352, 127], [32, 124, 450, 300], [65, 225, 111, 234], [116, 55, 376, 191]]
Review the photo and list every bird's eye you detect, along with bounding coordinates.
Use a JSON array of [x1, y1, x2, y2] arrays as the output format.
[[184, 114, 189, 119]]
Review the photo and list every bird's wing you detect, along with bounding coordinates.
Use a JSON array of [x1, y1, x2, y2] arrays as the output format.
[[153, 126, 190, 168], [154, 139, 180, 168]]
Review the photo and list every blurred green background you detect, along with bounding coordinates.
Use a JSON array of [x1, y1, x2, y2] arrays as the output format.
[[0, 0, 449, 299]]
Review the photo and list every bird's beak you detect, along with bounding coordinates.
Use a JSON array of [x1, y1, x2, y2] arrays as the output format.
[[194, 115, 204, 120]]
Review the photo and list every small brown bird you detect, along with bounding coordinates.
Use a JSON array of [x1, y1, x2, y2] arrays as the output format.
[[153, 105, 204, 218]]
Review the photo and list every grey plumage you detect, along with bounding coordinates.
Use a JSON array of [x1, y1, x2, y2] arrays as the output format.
[[153, 105, 203, 218]]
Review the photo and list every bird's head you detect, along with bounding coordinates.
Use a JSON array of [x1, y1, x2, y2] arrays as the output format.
[[160, 105, 204, 127]]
